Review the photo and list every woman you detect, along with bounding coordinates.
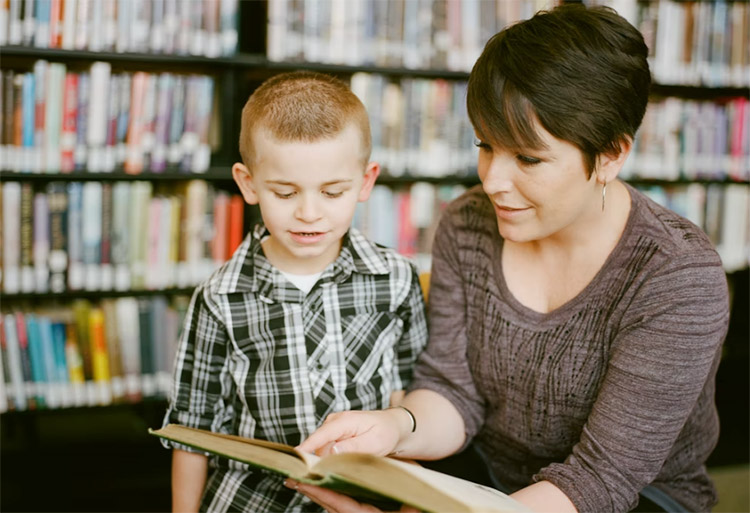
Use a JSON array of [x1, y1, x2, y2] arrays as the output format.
[[292, 4, 729, 512]]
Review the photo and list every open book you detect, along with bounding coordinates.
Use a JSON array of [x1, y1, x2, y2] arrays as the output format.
[[150, 424, 531, 513]]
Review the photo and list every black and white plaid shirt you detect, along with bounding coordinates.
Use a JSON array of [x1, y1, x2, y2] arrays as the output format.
[[163, 225, 428, 512]]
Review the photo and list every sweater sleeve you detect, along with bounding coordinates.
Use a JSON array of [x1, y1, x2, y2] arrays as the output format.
[[409, 205, 487, 444], [535, 253, 729, 512]]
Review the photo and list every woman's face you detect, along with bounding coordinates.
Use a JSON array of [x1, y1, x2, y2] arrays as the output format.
[[476, 122, 600, 244]]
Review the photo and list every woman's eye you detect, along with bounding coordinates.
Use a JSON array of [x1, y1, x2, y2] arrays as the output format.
[[517, 154, 541, 165], [274, 191, 295, 199]]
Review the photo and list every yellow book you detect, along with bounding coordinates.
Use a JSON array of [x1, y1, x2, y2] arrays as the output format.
[[150, 424, 531, 513], [88, 308, 110, 383]]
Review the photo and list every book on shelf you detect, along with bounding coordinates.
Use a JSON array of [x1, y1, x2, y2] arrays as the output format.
[[150, 423, 530, 513], [3, 0, 237, 56]]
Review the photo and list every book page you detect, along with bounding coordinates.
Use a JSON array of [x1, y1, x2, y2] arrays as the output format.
[[150, 425, 310, 478], [313, 453, 532, 513]]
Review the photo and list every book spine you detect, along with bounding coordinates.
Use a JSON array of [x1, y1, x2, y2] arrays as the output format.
[[3, 313, 27, 410], [227, 194, 244, 257], [67, 181, 84, 290], [32, 191, 50, 293], [87, 61, 111, 173], [19, 182, 35, 293], [44, 62, 65, 173], [60, 0, 77, 50], [47, 181, 68, 294], [88, 307, 112, 405], [81, 181, 102, 291], [60, 72, 78, 173]]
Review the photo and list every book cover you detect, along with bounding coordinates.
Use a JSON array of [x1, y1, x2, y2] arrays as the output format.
[[60, 71, 79, 173], [88, 307, 112, 404], [115, 297, 142, 401], [150, 424, 530, 513]]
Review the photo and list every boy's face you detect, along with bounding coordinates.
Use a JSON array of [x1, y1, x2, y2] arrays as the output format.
[[233, 124, 379, 275]]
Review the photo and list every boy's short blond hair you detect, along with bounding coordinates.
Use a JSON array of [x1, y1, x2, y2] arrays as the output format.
[[239, 71, 372, 168]]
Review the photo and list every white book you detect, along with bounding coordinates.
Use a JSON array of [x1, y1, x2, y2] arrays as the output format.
[[88, 0, 104, 51], [8, 0, 22, 44], [3, 182, 21, 294], [219, 0, 238, 55], [150, 0, 165, 53], [115, 298, 142, 398], [44, 62, 66, 173], [21, 0, 34, 44], [74, 0, 90, 50], [102, 0, 116, 51], [87, 62, 111, 173], [82, 181, 103, 291], [115, 0, 131, 52], [718, 185, 750, 273], [111, 182, 131, 291], [162, 0, 178, 54], [61, 0, 77, 49], [3, 314, 27, 410]]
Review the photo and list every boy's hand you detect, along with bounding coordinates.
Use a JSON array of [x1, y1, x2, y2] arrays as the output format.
[[297, 409, 410, 457], [285, 480, 420, 513]]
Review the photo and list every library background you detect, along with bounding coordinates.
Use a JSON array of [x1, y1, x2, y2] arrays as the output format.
[[0, 0, 747, 511]]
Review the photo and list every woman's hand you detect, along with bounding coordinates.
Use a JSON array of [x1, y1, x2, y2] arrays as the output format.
[[285, 480, 419, 513], [297, 408, 412, 457]]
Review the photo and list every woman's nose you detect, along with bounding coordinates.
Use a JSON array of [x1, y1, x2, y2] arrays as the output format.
[[480, 154, 515, 196]]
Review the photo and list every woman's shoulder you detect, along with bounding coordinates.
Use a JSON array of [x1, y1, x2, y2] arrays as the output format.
[[626, 184, 722, 267]]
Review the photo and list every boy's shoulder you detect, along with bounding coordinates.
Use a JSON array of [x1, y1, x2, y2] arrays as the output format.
[[200, 228, 260, 296]]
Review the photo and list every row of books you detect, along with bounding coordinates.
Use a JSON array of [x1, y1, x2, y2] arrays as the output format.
[[1, 180, 244, 295], [352, 73, 476, 178], [267, 0, 555, 72], [622, 96, 749, 182], [0, 295, 188, 411], [0, 62, 217, 174], [0, 0, 238, 57], [353, 181, 750, 274], [353, 182, 468, 273], [635, 0, 750, 88]]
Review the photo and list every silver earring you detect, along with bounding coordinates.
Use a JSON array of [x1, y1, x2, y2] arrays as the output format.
[[601, 182, 607, 212]]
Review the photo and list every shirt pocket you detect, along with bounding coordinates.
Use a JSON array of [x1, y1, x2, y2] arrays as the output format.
[[340, 311, 403, 385]]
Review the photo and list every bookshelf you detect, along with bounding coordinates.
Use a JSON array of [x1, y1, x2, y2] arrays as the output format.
[[0, 0, 748, 510]]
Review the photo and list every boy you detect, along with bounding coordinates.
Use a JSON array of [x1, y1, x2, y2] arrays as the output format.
[[163, 71, 428, 512]]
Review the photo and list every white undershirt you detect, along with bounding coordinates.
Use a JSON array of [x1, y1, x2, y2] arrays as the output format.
[[279, 270, 323, 294]]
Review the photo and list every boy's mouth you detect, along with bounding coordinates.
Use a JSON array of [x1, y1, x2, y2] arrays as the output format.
[[289, 231, 327, 244]]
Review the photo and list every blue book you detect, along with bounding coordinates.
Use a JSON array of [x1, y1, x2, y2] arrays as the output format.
[[67, 182, 84, 290], [24, 314, 47, 407], [21, 72, 35, 172]]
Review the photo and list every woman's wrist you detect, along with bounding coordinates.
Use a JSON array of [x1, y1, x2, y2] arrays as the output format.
[[385, 405, 417, 446]]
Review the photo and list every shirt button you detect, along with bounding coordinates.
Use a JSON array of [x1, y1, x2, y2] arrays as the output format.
[[315, 361, 326, 372]]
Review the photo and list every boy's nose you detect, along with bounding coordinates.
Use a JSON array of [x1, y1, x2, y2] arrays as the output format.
[[295, 195, 322, 222]]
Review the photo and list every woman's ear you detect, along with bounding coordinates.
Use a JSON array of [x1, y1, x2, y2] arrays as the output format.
[[357, 161, 381, 202], [232, 163, 259, 205], [597, 137, 633, 184]]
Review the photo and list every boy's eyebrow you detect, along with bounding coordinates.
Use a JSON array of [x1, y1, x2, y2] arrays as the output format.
[[264, 179, 354, 186]]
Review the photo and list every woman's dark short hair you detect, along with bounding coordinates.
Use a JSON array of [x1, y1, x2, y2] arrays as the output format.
[[467, 4, 651, 176]]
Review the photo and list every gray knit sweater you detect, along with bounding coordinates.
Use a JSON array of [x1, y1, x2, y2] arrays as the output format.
[[411, 184, 729, 513]]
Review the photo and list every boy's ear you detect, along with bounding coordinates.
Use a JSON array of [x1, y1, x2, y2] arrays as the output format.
[[232, 163, 259, 205], [357, 162, 380, 202], [596, 137, 633, 184]]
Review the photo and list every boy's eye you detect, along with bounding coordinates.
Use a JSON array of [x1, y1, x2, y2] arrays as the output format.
[[274, 191, 295, 199], [323, 190, 344, 198], [516, 154, 542, 165]]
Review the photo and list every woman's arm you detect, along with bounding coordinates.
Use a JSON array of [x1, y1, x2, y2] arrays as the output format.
[[171, 449, 208, 513]]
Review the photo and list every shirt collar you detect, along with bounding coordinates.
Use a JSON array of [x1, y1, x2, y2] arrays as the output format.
[[214, 224, 390, 298]]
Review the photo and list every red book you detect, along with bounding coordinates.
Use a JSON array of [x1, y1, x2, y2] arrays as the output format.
[[60, 72, 78, 173], [227, 194, 244, 257]]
